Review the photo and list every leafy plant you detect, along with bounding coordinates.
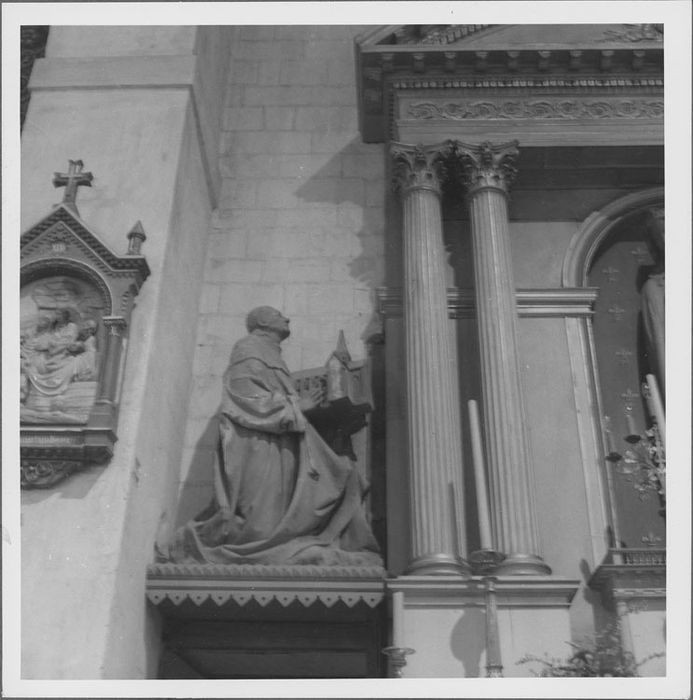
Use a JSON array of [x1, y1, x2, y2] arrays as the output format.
[[519, 620, 662, 677]]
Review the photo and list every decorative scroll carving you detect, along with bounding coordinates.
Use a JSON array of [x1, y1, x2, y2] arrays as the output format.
[[21, 460, 81, 489], [599, 24, 663, 43], [453, 140, 519, 195], [407, 99, 664, 121], [390, 141, 453, 196], [20, 161, 149, 488]]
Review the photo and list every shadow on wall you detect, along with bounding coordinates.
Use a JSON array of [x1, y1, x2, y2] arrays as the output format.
[[173, 414, 220, 529], [294, 136, 386, 345], [450, 607, 486, 678]]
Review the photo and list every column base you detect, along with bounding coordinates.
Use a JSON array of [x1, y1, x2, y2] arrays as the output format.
[[494, 553, 552, 576], [404, 553, 471, 577]]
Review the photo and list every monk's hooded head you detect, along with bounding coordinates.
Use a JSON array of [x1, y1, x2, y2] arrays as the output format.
[[246, 306, 291, 340]]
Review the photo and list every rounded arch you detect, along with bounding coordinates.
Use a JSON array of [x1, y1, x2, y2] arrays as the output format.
[[562, 186, 664, 288], [20, 258, 114, 316]]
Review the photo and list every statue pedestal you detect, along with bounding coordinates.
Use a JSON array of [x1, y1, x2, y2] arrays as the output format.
[[386, 576, 579, 677], [147, 563, 387, 678]]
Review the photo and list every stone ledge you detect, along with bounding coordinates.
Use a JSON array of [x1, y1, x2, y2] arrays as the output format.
[[29, 55, 197, 90], [588, 548, 666, 600], [146, 563, 387, 610], [147, 562, 386, 579], [387, 576, 580, 608], [377, 287, 599, 318]]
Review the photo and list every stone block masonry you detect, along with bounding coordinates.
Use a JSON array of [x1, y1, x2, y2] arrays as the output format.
[[177, 27, 386, 493]]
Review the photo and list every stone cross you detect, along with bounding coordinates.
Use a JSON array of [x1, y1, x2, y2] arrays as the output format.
[[53, 160, 93, 214]]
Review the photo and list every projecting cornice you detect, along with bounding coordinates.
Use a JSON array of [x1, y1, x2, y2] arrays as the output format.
[[146, 563, 387, 611], [355, 24, 663, 142]]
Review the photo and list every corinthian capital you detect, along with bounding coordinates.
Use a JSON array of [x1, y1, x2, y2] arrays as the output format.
[[390, 141, 454, 196], [453, 140, 519, 195]]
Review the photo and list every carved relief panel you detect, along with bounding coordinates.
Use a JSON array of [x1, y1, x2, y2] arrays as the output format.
[[20, 161, 149, 488]]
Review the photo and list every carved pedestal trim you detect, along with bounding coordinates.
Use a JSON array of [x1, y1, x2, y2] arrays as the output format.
[[146, 563, 387, 610], [381, 646, 415, 678], [21, 460, 81, 489]]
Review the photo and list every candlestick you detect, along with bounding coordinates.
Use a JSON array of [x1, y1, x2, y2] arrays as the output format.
[[604, 416, 622, 462], [645, 374, 666, 450], [468, 400, 493, 550], [382, 646, 415, 678], [484, 576, 504, 677], [625, 410, 640, 443]]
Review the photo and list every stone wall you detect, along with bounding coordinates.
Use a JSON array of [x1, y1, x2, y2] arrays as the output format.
[[175, 26, 387, 525]]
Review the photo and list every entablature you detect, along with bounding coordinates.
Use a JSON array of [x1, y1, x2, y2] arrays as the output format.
[[356, 24, 663, 143]]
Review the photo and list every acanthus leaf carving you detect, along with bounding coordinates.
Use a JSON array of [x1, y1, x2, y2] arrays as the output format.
[[390, 140, 455, 195], [453, 140, 520, 194]]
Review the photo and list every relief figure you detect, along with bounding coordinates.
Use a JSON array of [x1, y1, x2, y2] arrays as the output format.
[[20, 277, 103, 424]]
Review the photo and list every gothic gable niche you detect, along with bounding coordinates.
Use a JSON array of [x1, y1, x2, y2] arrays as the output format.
[[356, 24, 663, 142], [20, 161, 149, 488]]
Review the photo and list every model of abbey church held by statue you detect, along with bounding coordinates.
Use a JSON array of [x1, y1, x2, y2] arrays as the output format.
[[17, 21, 677, 684]]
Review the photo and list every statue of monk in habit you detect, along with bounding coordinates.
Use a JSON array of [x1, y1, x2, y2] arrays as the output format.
[[164, 306, 382, 567]]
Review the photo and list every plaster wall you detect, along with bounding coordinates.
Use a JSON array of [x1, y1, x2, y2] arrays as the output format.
[[402, 602, 573, 677], [20, 26, 229, 679], [175, 26, 387, 525], [508, 221, 579, 288], [624, 602, 666, 675]]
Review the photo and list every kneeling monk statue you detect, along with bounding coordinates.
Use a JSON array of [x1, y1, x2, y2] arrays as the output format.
[[165, 306, 382, 567]]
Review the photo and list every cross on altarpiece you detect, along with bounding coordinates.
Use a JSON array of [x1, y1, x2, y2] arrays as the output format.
[[53, 160, 93, 214]]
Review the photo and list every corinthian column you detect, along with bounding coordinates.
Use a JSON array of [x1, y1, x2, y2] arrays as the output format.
[[454, 141, 551, 575], [391, 141, 469, 576]]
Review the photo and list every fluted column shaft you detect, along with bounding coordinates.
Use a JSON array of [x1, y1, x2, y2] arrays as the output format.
[[392, 142, 469, 576], [455, 141, 551, 575]]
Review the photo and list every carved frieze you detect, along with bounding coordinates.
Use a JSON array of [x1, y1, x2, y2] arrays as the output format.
[[20, 161, 150, 488], [407, 98, 664, 121]]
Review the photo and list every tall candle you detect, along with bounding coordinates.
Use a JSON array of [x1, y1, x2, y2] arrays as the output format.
[[468, 400, 493, 550], [645, 374, 666, 450], [392, 591, 404, 648]]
